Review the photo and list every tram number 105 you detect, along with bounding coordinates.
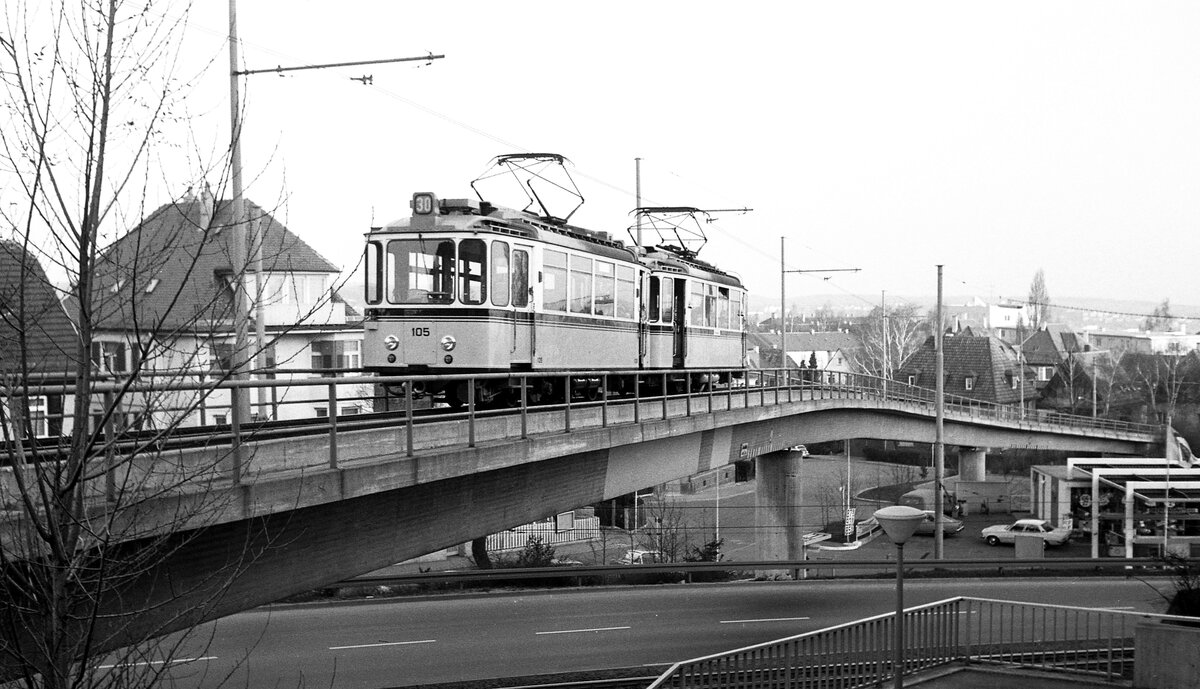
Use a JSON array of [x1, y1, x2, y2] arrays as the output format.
[[411, 327, 430, 337]]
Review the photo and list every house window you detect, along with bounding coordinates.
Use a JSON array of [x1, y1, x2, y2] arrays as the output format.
[[209, 341, 234, 372], [91, 341, 128, 373], [1038, 366, 1053, 382], [965, 376, 975, 391], [314, 406, 328, 418], [340, 405, 361, 416], [907, 375, 916, 386], [311, 339, 357, 376]]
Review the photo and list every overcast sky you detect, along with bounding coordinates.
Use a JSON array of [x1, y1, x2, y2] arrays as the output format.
[[173, 1, 1199, 310]]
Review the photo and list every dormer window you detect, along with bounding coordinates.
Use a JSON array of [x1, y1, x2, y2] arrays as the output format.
[[907, 375, 916, 386], [964, 375, 976, 391]]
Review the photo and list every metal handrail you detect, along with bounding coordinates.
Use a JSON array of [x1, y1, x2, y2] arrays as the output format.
[[646, 595, 1195, 688], [3, 367, 1163, 490]]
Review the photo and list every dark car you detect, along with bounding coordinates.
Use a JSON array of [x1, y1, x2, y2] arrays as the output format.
[[914, 510, 964, 536]]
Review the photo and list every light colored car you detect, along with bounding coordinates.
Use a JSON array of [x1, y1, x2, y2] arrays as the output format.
[[981, 519, 1072, 547], [788, 445, 811, 458], [914, 510, 964, 536], [616, 549, 665, 565]]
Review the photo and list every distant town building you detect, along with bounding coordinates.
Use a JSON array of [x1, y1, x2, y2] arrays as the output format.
[[747, 331, 861, 375], [987, 300, 1029, 342]]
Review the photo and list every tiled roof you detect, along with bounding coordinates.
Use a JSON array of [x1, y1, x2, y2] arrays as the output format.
[[0, 241, 80, 378], [88, 197, 339, 331], [749, 331, 861, 352], [898, 333, 1033, 404]]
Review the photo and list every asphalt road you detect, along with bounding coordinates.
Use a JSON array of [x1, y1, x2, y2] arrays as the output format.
[[151, 576, 1172, 689]]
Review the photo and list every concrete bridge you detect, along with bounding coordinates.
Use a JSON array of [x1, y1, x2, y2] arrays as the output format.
[[0, 369, 1163, 658]]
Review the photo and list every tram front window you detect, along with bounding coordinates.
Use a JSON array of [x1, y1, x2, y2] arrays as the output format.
[[387, 239, 455, 304]]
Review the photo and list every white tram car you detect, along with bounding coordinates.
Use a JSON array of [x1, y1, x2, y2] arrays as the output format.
[[362, 159, 747, 406]]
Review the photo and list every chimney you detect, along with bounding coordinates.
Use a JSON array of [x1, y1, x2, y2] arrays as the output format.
[[198, 181, 214, 230]]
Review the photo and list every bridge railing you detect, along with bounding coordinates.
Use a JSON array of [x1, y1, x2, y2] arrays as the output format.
[[2, 366, 1161, 496], [646, 595, 1191, 688]]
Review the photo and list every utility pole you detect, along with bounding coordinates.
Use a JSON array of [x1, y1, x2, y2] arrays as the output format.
[[779, 237, 859, 378], [635, 158, 642, 248], [227, 0, 443, 424], [934, 265, 946, 559], [881, 290, 889, 396]]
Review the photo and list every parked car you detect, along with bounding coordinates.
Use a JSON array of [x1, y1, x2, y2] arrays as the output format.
[[980, 519, 1072, 547], [616, 549, 665, 565], [914, 510, 964, 536], [788, 445, 811, 458]]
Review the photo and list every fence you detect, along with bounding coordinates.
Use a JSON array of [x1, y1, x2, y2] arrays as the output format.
[[647, 596, 1194, 688], [486, 513, 601, 552]]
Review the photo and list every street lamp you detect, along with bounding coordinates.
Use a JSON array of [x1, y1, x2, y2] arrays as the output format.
[[874, 505, 926, 689]]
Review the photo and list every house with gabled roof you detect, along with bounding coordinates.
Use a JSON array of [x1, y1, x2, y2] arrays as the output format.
[[747, 331, 862, 376], [86, 185, 363, 427], [897, 330, 1037, 410], [1020, 324, 1086, 391], [0, 241, 80, 437]]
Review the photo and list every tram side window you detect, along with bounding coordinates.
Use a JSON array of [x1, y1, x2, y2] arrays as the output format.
[[616, 266, 635, 319], [387, 238, 454, 304], [690, 282, 706, 327], [594, 261, 615, 317], [459, 238, 487, 305], [365, 241, 382, 305], [648, 277, 661, 322], [661, 277, 674, 323], [569, 255, 593, 315], [490, 242, 510, 307], [717, 287, 730, 329], [512, 249, 530, 307], [732, 291, 744, 329], [543, 250, 567, 312]]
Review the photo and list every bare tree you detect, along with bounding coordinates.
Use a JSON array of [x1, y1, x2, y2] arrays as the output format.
[[851, 303, 927, 379], [639, 496, 696, 563], [811, 475, 845, 529], [1143, 298, 1174, 332], [1027, 269, 1051, 330], [0, 4, 338, 686]]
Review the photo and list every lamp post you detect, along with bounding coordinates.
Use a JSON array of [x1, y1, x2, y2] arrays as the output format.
[[874, 505, 926, 689]]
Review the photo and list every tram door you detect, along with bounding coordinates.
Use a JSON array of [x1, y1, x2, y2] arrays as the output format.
[[672, 278, 687, 367], [512, 245, 533, 363]]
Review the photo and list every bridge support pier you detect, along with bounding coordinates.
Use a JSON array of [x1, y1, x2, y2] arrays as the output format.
[[960, 447, 987, 482], [755, 450, 807, 571]]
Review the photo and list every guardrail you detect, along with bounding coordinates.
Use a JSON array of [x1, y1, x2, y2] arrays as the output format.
[[645, 595, 1195, 688]]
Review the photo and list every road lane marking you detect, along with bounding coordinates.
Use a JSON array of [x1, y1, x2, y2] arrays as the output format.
[[329, 640, 436, 650], [96, 656, 217, 669], [720, 617, 810, 624], [536, 626, 631, 635]]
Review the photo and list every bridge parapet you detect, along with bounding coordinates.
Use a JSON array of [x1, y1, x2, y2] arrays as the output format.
[[2, 368, 1162, 540]]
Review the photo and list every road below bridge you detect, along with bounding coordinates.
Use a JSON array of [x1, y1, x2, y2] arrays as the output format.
[[152, 577, 1171, 689]]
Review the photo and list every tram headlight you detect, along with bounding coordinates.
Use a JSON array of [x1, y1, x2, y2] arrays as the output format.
[[440, 335, 457, 352], [384, 335, 400, 351]]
